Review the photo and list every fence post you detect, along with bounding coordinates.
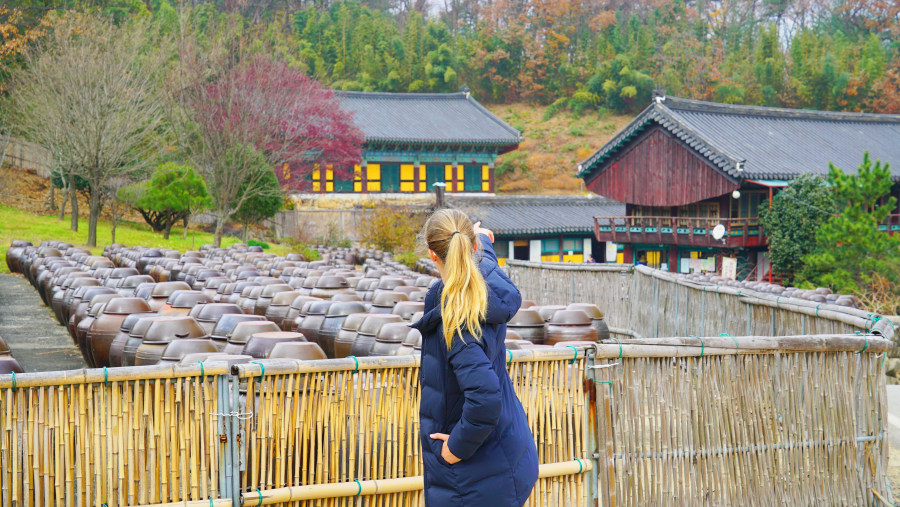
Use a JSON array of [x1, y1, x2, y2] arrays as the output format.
[[230, 372, 243, 507]]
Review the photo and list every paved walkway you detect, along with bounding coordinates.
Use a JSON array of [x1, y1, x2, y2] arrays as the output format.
[[0, 274, 86, 372]]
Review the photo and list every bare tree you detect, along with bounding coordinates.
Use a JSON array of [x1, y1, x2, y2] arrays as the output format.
[[8, 13, 170, 246]]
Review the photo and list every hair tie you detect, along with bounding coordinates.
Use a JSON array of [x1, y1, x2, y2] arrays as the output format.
[[451, 231, 460, 237]]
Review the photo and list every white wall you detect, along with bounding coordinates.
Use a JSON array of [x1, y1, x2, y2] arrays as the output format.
[[529, 240, 541, 261]]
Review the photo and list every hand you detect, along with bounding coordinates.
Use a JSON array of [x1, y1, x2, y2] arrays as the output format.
[[473, 221, 494, 244], [430, 433, 461, 464]]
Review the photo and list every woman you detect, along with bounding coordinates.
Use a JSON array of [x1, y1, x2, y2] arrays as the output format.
[[410, 209, 539, 506]]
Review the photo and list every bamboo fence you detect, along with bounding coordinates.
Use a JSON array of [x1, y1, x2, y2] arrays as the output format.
[[0, 363, 229, 507], [231, 347, 591, 506], [505, 261, 897, 342], [590, 334, 893, 506]]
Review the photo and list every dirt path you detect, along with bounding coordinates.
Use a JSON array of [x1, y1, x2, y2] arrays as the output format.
[[0, 273, 86, 372]]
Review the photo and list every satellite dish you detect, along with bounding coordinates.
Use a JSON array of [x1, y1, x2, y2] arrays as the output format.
[[711, 224, 726, 241]]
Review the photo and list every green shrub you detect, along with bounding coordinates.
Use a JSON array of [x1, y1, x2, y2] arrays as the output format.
[[568, 125, 585, 136], [248, 239, 270, 249], [394, 250, 420, 269]]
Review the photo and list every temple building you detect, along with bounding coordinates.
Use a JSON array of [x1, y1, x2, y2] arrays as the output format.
[[308, 91, 522, 194], [578, 95, 900, 280]]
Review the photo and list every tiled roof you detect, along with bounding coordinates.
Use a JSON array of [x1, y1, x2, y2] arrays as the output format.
[[335, 91, 522, 149], [578, 97, 900, 182], [447, 195, 625, 236]]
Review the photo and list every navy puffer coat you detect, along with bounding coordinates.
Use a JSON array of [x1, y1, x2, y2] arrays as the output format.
[[410, 234, 539, 506]]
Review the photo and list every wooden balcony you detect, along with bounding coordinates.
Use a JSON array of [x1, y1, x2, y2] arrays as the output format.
[[878, 214, 900, 234], [594, 216, 767, 248]]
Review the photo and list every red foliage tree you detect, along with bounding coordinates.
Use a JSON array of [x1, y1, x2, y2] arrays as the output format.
[[177, 53, 363, 245]]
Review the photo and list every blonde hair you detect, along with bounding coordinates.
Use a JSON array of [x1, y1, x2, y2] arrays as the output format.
[[421, 209, 487, 349]]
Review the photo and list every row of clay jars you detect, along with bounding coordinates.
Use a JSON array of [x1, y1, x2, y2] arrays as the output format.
[[85, 297, 152, 367], [507, 303, 607, 345], [299, 301, 367, 358]]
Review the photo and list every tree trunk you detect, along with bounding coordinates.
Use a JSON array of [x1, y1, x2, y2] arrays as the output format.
[[48, 185, 57, 211], [58, 183, 69, 221], [164, 221, 172, 240], [182, 214, 189, 240], [87, 185, 100, 247], [214, 214, 225, 248], [110, 206, 118, 244], [69, 172, 78, 232], [242, 221, 249, 243]]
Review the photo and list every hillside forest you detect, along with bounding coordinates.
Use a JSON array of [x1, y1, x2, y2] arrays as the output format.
[[1, 0, 899, 115]]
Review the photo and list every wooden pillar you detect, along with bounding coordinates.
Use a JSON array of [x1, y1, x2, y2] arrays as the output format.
[[360, 161, 368, 194], [558, 234, 564, 263], [623, 245, 634, 264], [668, 245, 678, 273]]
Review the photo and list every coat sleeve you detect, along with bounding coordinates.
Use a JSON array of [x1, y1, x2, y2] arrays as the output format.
[[478, 234, 522, 325], [446, 334, 502, 460]]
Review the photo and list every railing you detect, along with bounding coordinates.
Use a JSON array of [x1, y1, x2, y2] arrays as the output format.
[[879, 214, 900, 233], [594, 216, 766, 248], [1, 337, 893, 506]]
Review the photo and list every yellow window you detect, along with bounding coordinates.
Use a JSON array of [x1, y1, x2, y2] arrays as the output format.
[[354, 165, 362, 180], [563, 254, 584, 263], [445, 164, 453, 181], [482, 181, 490, 191], [367, 164, 381, 181], [367, 181, 381, 192], [312, 169, 320, 181], [482, 165, 489, 179], [312, 181, 320, 192], [456, 165, 463, 179], [513, 240, 528, 247], [326, 182, 334, 192], [326, 169, 334, 181], [616, 253, 624, 263], [419, 165, 426, 179], [401, 164, 414, 180], [400, 181, 414, 192], [354, 181, 362, 192], [498, 258, 507, 267], [282, 163, 290, 180], [419, 182, 426, 191]]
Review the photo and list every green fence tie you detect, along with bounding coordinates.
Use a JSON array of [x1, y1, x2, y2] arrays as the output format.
[[698, 337, 705, 358], [197, 361, 205, 382], [776, 296, 780, 309], [103, 367, 109, 386], [816, 304, 820, 317], [256, 488, 263, 506], [720, 333, 738, 354], [856, 336, 869, 355], [11, 371, 16, 391], [251, 362, 265, 382], [354, 479, 362, 496], [576, 459, 583, 474], [210, 498, 214, 507], [610, 337, 623, 359], [595, 380, 614, 390], [506, 349, 513, 367], [348, 355, 360, 373], [567, 346, 578, 364]]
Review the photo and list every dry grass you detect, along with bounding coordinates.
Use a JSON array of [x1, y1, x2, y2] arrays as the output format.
[[491, 104, 632, 195]]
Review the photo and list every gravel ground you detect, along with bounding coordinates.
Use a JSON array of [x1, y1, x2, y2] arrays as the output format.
[[0, 273, 86, 372]]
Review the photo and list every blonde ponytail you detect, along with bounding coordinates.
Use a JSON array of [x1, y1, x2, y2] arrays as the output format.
[[421, 209, 487, 349]]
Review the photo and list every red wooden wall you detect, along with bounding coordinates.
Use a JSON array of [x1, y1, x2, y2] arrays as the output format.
[[585, 126, 739, 207]]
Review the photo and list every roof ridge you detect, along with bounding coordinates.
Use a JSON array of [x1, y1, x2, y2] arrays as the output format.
[[663, 96, 900, 123], [333, 90, 468, 100]]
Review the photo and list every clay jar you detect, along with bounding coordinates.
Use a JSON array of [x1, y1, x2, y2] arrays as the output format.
[[317, 302, 367, 358], [211, 314, 265, 351], [109, 312, 157, 367], [370, 323, 412, 357], [545, 310, 597, 346], [148, 282, 192, 312], [134, 316, 209, 366], [189, 303, 244, 335], [354, 279, 379, 301], [5, 240, 32, 273], [58, 278, 102, 324], [87, 297, 152, 368], [223, 321, 281, 356], [254, 284, 293, 316], [68, 288, 117, 338], [370, 291, 409, 315], [395, 327, 423, 356], [507, 308, 547, 345], [267, 341, 327, 360], [536, 305, 567, 323], [243, 331, 306, 359], [117, 275, 155, 297], [76, 295, 119, 364], [391, 301, 425, 322], [161, 291, 213, 316], [350, 314, 404, 357], [0, 336, 24, 373], [334, 313, 371, 358], [566, 303, 609, 341], [122, 316, 164, 366], [297, 301, 333, 352], [310, 276, 350, 300], [282, 296, 322, 332], [238, 286, 265, 314], [263, 291, 302, 327], [159, 339, 219, 365], [371, 277, 406, 302]]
